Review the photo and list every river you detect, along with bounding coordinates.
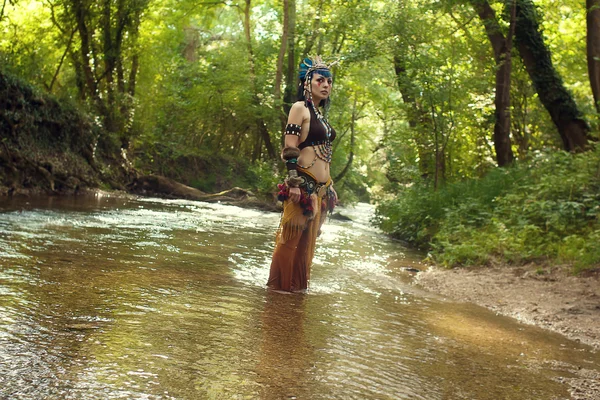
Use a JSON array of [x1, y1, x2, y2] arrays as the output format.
[[0, 194, 598, 399]]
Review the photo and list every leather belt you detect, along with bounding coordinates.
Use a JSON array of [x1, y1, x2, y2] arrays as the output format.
[[297, 170, 330, 197]]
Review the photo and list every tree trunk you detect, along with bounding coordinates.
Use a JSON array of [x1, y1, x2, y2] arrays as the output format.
[[70, 51, 87, 100], [588, 0, 600, 115], [334, 97, 357, 182], [68, 0, 148, 156], [1, 0, 10, 23], [510, 70, 531, 158], [492, 10, 515, 167], [514, 0, 589, 151], [49, 28, 76, 92], [128, 54, 139, 96], [494, 2, 514, 166], [301, 0, 323, 58], [497, 0, 516, 165], [127, 4, 142, 98], [470, 0, 515, 166], [102, 0, 117, 134], [393, 54, 434, 178], [282, 0, 296, 121], [274, 0, 288, 103], [428, 99, 446, 190], [72, 0, 99, 101], [243, 0, 276, 160]]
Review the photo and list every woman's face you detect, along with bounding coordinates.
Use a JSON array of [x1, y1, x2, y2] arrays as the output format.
[[308, 72, 333, 102]]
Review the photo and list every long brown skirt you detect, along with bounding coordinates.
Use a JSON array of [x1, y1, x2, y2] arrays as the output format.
[[267, 174, 331, 292]]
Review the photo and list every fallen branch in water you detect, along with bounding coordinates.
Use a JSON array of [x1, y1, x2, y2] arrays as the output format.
[[127, 174, 279, 211]]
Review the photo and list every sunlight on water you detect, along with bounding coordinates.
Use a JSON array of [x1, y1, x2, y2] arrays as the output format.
[[0, 195, 598, 399]]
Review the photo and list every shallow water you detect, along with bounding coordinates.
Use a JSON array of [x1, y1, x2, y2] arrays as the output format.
[[0, 194, 598, 399]]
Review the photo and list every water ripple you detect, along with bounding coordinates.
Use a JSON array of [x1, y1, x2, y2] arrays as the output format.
[[0, 197, 597, 399]]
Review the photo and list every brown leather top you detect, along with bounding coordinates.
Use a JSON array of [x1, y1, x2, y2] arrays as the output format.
[[298, 104, 336, 149]]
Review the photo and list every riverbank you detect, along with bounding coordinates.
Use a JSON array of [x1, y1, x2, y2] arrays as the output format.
[[414, 265, 600, 351], [0, 69, 282, 202], [414, 265, 600, 399]]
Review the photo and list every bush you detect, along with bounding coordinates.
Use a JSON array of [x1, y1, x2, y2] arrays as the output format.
[[245, 160, 281, 199], [376, 146, 600, 272]]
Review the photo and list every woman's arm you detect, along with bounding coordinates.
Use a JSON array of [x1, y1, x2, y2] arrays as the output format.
[[281, 103, 307, 203]]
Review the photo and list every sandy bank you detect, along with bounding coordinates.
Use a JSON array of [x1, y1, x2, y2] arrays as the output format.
[[415, 265, 600, 350], [414, 265, 600, 399]]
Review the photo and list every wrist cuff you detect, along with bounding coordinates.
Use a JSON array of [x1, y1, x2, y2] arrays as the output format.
[[286, 158, 298, 171], [286, 170, 302, 187]]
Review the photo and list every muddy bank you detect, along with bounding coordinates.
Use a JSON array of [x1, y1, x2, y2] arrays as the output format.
[[414, 265, 600, 351]]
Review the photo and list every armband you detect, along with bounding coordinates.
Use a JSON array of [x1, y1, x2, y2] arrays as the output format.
[[285, 123, 302, 136]]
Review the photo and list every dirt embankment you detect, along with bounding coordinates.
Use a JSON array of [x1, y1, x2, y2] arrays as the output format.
[[1, 69, 275, 208], [1, 70, 102, 196], [415, 265, 600, 350]]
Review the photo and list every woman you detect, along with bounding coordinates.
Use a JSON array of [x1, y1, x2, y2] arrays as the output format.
[[267, 57, 338, 293]]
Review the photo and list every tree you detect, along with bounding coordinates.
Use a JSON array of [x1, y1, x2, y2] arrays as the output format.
[[273, 0, 287, 105], [0, 0, 17, 23], [588, 0, 600, 116], [282, 0, 296, 121], [393, 54, 435, 177], [469, 0, 515, 166], [242, 0, 276, 160], [47, 0, 149, 154], [513, 0, 589, 151], [334, 95, 365, 182]]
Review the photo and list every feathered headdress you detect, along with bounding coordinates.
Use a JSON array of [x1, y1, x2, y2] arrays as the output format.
[[298, 56, 339, 112], [298, 56, 338, 82]]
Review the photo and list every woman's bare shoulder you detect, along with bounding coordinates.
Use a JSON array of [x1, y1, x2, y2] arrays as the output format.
[[288, 101, 309, 122], [290, 101, 308, 111]]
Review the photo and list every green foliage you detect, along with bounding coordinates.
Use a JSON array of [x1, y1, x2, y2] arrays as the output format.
[[539, 0, 591, 112], [376, 146, 600, 272], [133, 142, 281, 197], [376, 166, 522, 245], [245, 160, 281, 199], [0, 69, 97, 154]]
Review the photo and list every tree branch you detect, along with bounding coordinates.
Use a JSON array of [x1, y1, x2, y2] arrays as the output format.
[[49, 27, 77, 92]]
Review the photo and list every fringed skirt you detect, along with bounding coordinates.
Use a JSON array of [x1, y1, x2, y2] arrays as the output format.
[[267, 168, 334, 292]]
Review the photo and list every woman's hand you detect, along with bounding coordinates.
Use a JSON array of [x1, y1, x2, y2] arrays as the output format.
[[289, 187, 301, 203]]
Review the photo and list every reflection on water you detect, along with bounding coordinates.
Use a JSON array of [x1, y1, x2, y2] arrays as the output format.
[[0, 194, 598, 399]]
